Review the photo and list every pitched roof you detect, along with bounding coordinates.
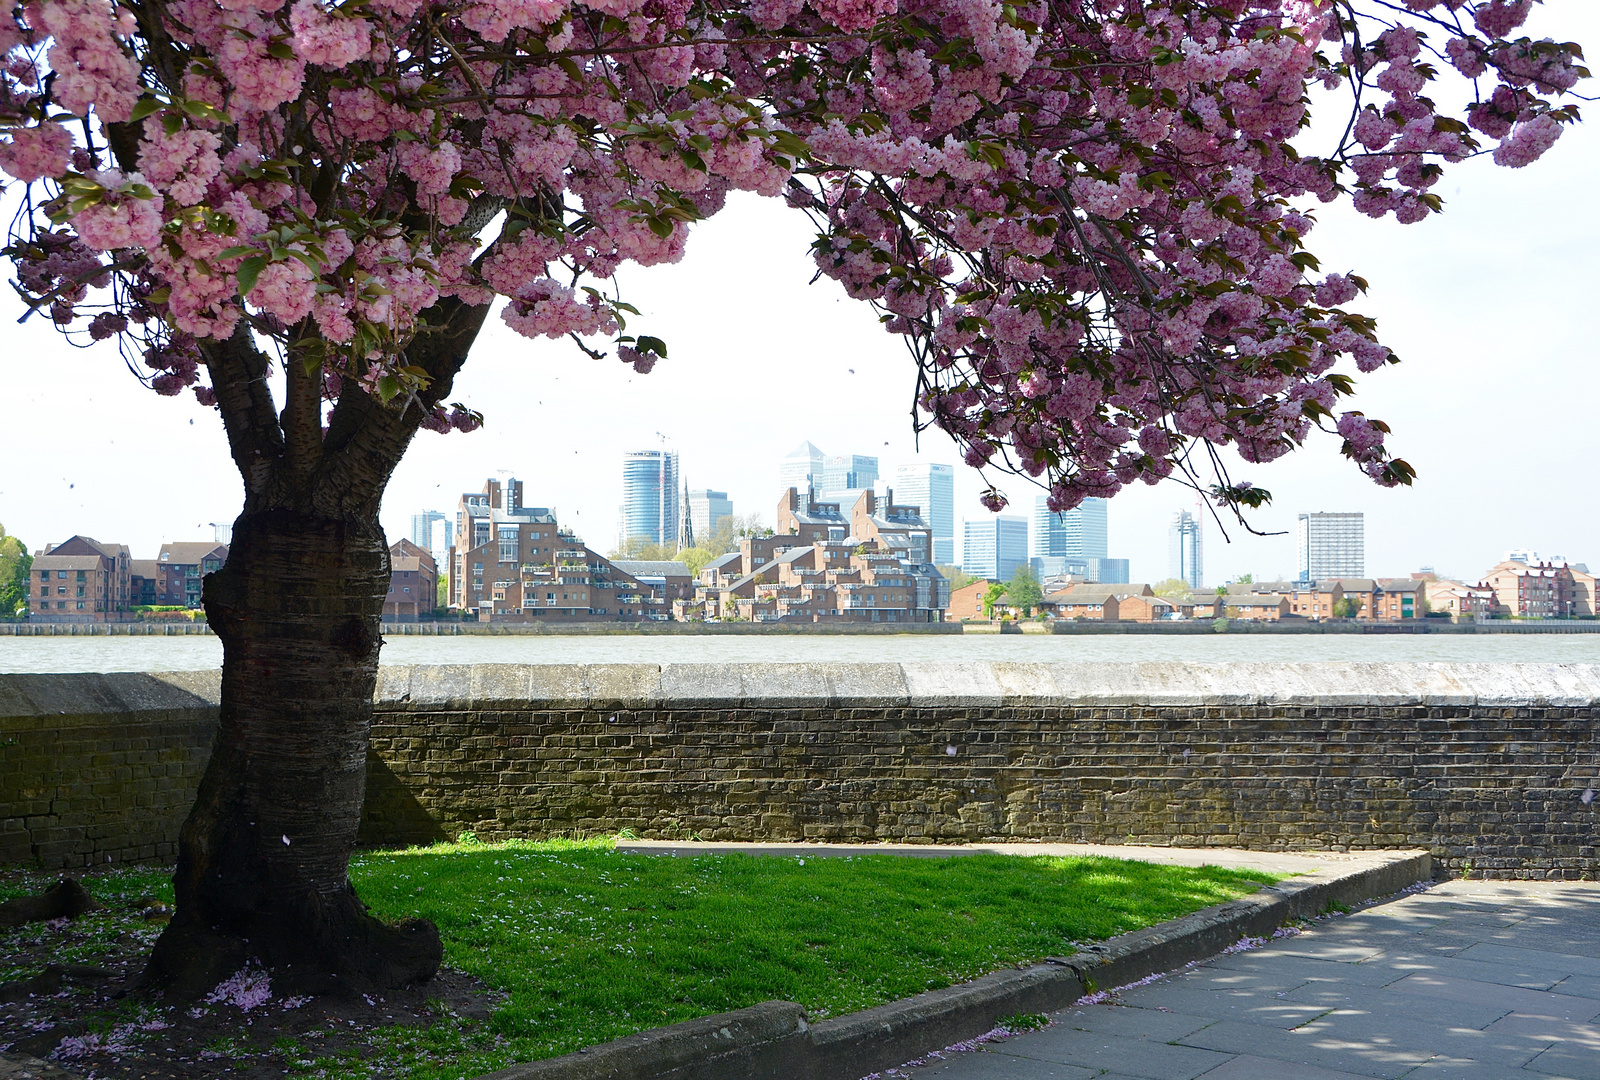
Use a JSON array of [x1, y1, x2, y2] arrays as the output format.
[[44, 536, 127, 560], [159, 542, 228, 565], [704, 552, 741, 571], [131, 559, 162, 579], [31, 554, 107, 570]]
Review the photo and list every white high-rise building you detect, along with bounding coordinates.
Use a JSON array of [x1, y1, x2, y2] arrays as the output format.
[[894, 463, 955, 564], [621, 450, 680, 547], [1030, 495, 1109, 561], [410, 510, 449, 552], [687, 489, 733, 543], [962, 516, 1029, 580], [1169, 510, 1203, 589], [1297, 512, 1364, 581], [780, 441, 826, 495]]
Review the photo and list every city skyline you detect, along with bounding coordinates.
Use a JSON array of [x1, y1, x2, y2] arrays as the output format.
[[4, 5, 1597, 590]]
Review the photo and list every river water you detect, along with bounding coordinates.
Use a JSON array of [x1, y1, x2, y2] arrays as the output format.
[[4, 632, 1600, 673]]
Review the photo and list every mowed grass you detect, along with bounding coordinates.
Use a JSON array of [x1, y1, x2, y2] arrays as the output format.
[[342, 837, 1281, 1075]]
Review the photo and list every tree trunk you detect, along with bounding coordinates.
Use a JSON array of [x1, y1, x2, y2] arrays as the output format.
[[143, 506, 441, 1000]]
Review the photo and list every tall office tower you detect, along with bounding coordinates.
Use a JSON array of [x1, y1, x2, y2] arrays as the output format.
[[894, 463, 955, 564], [621, 450, 680, 547], [780, 441, 826, 494], [1030, 495, 1109, 560], [688, 489, 733, 542], [818, 453, 878, 495], [410, 510, 448, 551], [962, 516, 1030, 580], [1168, 510, 1203, 589], [1297, 512, 1365, 581]]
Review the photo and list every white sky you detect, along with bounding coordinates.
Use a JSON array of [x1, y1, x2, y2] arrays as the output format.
[[2, 6, 1596, 587]]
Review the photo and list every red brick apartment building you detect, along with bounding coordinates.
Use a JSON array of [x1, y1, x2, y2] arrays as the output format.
[[384, 539, 437, 621], [29, 536, 132, 622], [675, 487, 949, 623], [447, 477, 656, 621], [155, 542, 230, 608]]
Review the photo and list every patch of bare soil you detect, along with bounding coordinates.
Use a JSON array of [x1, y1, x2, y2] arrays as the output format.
[[0, 870, 500, 1080]]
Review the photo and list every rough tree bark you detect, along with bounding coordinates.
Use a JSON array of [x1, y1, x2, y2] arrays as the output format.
[[140, 294, 491, 1000]]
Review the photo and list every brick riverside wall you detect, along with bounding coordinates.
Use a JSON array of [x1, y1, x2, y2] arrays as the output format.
[[3, 664, 1598, 876]]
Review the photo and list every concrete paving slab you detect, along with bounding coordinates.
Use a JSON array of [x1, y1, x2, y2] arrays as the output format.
[[1484, 1011, 1600, 1049], [1109, 988, 1328, 1030], [1199, 953, 1413, 989], [1551, 975, 1600, 1001], [1174, 1017, 1431, 1077], [1362, 953, 1576, 991], [1524, 1044, 1600, 1080], [1385, 973, 1600, 1021], [1456, 943, 1600, 979], [986, 1027, 1234, 1079], [1052, 1005, 1216, 1042], [1402, 1056, 1582, 1080], [1285, 1010, 1554, 1066], [1279, 982, 1510, 1030], [1191, 1054, 1378, 1080], [890, 1050, 1097, 1078]]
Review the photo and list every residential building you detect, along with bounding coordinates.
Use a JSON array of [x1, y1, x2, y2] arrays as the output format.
[[894, 463, 955, 564], [779, 441, 826, 495], [1169, 510, 1203, 589], [448, 477, 656, 621], [1042, 583, 1162, 622], [156, 542, 230, 608], [1031, 495, 1109, 562], [676, 487, 948, 623], [947, 580, 997, 621], [384, 539, 436, 621], [1224, 594, 1291, 621], [29, 536, 133, 622], [611, 560, 693, 620], [1484, 554, 1586, 618], [130, 560, 160, 606], [687, 489, 733, 544], [1372, 578, 1423, 620], [963, 516, 1029, 580], [621, 449, 680, 547], [1425, 579, 1501, 618], [409, 510, 450, 554], [1296, 512, 1364, 581]]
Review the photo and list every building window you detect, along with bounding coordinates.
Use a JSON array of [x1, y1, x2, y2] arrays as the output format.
[[499, 527, 519, 563]]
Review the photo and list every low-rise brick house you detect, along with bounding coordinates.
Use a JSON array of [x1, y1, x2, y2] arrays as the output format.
[[1372, 578, 1424, 620], [156, 542, 229, 608], [947, 580, 998, 621], [29, 536, 132, 622], [1044, 583, 1158, 621], [447, 477, 654, 621], [384, 539, 437, 621], [1224, 594, 1291, 621]]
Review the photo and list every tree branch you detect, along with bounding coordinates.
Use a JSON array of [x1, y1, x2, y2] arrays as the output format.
[[200, 324, 285, 503]]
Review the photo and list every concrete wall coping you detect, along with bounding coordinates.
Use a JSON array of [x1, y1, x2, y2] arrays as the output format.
[[5, 662, 1600, 716]]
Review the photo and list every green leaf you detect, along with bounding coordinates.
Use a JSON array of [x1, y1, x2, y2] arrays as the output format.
[[129, 98, 166, 121], [236, 256, 266, 295], [376, 374, 401, 403], [266, 40, 297, 60], [636, 335, 667, 358]]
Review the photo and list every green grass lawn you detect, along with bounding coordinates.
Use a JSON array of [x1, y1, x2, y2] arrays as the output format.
[[0, 840, 1282, 1078], [340, 837, 1280, 1077]]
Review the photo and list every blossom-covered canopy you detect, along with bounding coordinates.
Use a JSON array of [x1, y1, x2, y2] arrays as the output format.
[[1, 0, 1586, 513]]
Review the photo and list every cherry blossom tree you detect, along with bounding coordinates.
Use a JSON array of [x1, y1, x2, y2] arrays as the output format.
[[0, 0, 1585, 995]]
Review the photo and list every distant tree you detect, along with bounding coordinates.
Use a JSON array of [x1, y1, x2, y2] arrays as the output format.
[[1238, 574, 1256, 585], [700, 514, 770, 557], [1005, 565, 1044, 615], [1153, 578, 1192, 599], [609, 537, 678, 561], [939, 566, 974, 593], [982, 582, 1009, 620], [676, 547, 714, 577], [1333, 597, 1364, 619], [0, 524, 30, 619]]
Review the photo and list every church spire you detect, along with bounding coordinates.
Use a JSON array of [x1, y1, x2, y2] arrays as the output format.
[[678, 481, 694, 550]]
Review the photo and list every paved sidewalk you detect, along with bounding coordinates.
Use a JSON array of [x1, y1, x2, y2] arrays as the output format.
[[900, 879, 1600, 1080]]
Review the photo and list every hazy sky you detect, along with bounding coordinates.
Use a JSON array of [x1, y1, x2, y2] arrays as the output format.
[[3, 6, 1595, 586]]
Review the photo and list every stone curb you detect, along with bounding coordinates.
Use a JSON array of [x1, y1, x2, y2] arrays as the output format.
[[472, 848, 1432, 1080]]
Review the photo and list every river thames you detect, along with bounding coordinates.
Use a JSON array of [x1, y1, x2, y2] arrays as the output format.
[[4, 631, 1600, 673]]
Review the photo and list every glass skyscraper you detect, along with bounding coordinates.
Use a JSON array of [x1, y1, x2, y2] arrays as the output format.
[[894, 463, 955, 564], [1030, 495, 1108, 560], [779, 442, 826, 494], [962, 516, 1029, 580], [621, 450, 680, 547], [1169, 510, 1203, 589], [687, 489, 732, 543]]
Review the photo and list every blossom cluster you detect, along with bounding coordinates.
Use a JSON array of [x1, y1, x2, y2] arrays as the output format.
[[0, 0, 1586, 510]]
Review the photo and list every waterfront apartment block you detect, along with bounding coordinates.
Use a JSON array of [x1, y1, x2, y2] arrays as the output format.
[[28, 536, 133, 622], [1296, 512, 1364, 581], [383, 539, 437, 621], [1484, 554, 1596, 618], [674, 487, 948, 623], [448, 477, 660, 621], [155, 542, 230, 608]]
